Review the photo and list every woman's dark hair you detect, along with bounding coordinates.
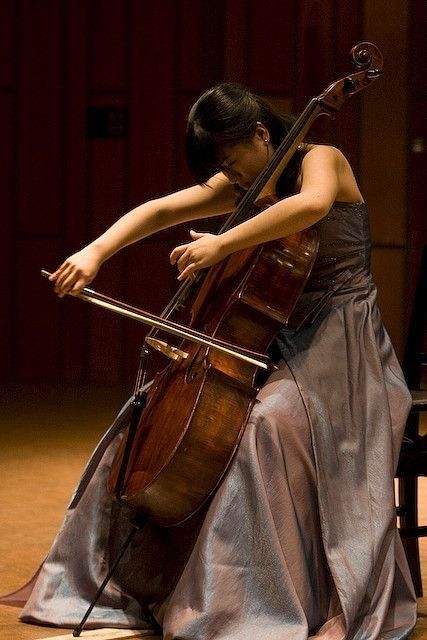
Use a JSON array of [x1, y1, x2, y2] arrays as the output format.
[[185, 83, 304, 196]]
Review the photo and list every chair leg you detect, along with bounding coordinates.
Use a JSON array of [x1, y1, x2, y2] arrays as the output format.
[[398, 476, 423, 597]]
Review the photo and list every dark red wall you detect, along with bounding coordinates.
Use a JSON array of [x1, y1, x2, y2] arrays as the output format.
[[407, 0, 427, 320], [3, 0, 419, 386]]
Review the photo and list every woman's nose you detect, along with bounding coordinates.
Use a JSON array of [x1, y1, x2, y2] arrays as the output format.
[[224, 168, 241, 183]]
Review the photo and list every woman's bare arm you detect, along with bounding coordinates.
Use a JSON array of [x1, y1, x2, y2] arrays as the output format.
[[51, 173, 235, 296], [171, 146, 363, 280]]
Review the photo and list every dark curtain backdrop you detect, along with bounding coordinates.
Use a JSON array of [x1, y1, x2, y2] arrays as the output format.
[[0, 0, 424, 385]]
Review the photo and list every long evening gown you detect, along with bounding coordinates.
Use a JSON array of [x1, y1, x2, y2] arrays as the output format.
[[2, 201, 417, 639]]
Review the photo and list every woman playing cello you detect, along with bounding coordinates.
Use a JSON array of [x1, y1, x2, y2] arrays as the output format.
[[14, 83, 417, 638]]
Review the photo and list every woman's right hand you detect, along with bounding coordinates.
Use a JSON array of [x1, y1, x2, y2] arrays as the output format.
[[48, 245, 104, 297]]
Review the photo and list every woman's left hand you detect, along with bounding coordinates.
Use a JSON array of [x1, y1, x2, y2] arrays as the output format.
[[170, 230, 228, 281]]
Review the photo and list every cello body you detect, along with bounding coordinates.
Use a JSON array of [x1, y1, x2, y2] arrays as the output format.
[[108, 207, 319, 526]]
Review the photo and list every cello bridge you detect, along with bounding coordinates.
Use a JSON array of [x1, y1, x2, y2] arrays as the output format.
[[145, 337, 189, 362]]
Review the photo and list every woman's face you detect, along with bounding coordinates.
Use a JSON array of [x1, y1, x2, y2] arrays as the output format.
[[217, 125, 272, 190]]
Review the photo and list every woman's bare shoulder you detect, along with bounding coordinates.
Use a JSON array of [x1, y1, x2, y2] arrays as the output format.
[[299, 144, 364, 203], [302, 143, 346, 162]]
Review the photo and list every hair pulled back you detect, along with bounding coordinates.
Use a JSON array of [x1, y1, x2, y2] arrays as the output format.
[[185, 83, 302, 195]]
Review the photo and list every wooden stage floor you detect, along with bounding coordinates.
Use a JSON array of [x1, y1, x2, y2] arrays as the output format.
[[0, 384, 426, 640]]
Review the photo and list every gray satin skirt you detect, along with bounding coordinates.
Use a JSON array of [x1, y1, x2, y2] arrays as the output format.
[[2, 289, 418, 639]]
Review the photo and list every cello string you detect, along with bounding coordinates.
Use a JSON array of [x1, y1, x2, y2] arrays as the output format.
[[218, 99, 320, 232]]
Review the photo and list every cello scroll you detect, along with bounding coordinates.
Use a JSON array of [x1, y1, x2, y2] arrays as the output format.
[[318, 42, 383, 112]]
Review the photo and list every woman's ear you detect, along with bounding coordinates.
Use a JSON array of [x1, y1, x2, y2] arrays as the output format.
[[255, 121, 269, 143]]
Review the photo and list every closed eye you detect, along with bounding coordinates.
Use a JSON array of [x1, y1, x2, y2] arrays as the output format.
[[221, 160, 236, 171]]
